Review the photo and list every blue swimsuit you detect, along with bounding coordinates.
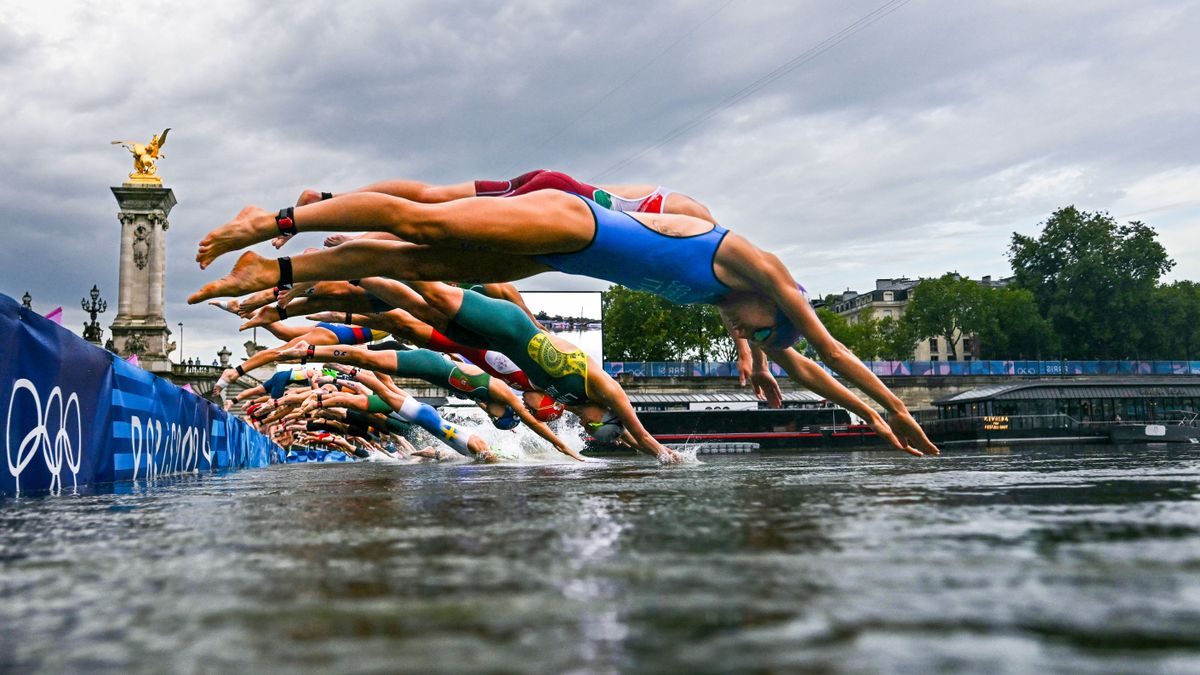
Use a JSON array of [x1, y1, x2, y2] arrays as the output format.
[[534, 195, 732, 305]]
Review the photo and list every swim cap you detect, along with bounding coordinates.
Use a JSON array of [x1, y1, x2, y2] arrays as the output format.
[[763, 307, 804, 349], [528, 393, 565, 422], [493, 405, 521, 430], [588, 410, 624, 443], [751, 284, 808, 349]]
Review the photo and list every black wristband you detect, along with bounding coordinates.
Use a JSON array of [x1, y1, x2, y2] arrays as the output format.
[[345, 311, 353, 325], [276, 207, 297, 236], [320, 191, 334, 201], [235, 365, 246, 377], [301, 344, 315, 365], [276, 303, 288, 321], [278, 256, 293, 287], [348, 279, 361, 287]]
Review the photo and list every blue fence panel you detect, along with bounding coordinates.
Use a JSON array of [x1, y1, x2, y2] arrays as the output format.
[[600, 358, 1200, 379], [1, 293, 278, 495]]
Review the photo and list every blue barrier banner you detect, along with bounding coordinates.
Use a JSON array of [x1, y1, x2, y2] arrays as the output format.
[[1, 293, 279, 495], [602, 359, 1200, 378]]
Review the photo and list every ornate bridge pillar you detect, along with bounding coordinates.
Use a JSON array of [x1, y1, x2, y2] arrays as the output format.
[[109, 184, 177, 375]]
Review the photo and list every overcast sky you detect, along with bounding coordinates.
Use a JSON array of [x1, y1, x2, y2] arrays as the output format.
[[2, 0, 1198, 363]]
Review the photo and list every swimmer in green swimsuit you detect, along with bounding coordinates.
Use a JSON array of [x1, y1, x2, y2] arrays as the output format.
[[275, 341, 585, 462], [403, 283, 679, 463]]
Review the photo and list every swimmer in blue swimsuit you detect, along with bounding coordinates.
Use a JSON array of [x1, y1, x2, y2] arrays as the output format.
[[193, 185, 938, 457]]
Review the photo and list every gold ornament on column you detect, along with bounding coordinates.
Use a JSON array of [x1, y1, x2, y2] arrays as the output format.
[[111, 128, 170, 184]]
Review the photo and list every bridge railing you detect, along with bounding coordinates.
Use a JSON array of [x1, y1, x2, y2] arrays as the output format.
[[603, 360, 1200, 378]]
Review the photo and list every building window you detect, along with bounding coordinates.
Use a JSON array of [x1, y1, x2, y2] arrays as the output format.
[[963, 338, 972, 353], [929, 338, 939, 353], [884, 309, 893, 318], [883, 291, 894, 302], [930, 355, 939, 362]]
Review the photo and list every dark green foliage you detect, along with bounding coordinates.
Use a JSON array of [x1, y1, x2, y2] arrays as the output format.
[[1008, 206, 1173, 359], [601, 286, 735, 361]]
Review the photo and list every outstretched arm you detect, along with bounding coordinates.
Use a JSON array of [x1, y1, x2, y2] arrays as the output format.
[[721, 310, 781, 407], [586, 372, 681, 463], [770, 281, 936, 455], [491, 384, 584, 462], [763, 347, 917, 456]]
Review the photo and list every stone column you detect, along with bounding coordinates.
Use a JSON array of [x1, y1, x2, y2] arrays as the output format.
[[109, 184, 177, 376], [116, 214, 135, 319], [148, 209, 167, 318]]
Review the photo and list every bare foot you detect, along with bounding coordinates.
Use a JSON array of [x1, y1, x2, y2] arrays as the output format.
[[467, 435, 498, 462], [239, 307, 280, 331], [207, 299, 241, 315], [188, 251, 280, 304], [196, 205, 278, 269], [237, 289, 277, 314], [271, 234, 292, 249], [324, 234, 352, 247], [276, 340, 311, 363], [297, 189, 323, 207]]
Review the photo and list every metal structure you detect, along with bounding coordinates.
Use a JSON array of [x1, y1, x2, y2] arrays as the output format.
[[81, 285, 107, 345]]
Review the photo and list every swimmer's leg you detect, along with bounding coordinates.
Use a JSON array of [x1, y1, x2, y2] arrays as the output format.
[[395, 397, 492, 461], [195, 190, 590, 268], [189, 246, 549, 303]]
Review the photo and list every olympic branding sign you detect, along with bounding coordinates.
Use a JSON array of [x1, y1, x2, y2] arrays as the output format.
[[5, 378, 83, 494], [129, 415, 209, 481]]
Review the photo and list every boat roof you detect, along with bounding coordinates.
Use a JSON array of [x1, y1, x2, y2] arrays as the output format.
[[933, 378, 1200, 406], [627, 391, 825, 405]]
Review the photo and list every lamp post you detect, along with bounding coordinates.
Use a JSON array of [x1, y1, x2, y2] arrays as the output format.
[[177, 322, 184, 364], [21, 291, 31, 309], [81, 285, 107, 344]]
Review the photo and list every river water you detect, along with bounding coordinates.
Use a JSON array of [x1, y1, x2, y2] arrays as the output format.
[[2, 444, 1199, 673]]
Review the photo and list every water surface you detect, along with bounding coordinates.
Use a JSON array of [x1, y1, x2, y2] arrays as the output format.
[[2, 445, 1199, 673]]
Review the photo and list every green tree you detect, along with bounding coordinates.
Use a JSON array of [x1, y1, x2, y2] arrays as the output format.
[[602, 286, 737, 361], [1144, 281, 1200, 360], [1008, 206, 1173, 358], [903, 273, 986, 361], [876, 316, 918, 360], [974, 286, 1058, 359]]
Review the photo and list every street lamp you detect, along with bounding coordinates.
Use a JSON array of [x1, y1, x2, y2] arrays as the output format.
[[81, 285, 107, 344], [177, 322, 184, 363], [21, 291, 31, 309]]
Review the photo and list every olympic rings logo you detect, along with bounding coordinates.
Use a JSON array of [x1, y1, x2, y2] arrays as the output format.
[[5, 378, 83, 494]]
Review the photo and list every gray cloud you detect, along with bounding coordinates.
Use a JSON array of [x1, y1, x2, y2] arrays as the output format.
[[1, 0, 1198, 360]]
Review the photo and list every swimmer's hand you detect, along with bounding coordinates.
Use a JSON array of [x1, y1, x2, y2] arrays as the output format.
[[886, 410, 940, 457], [658, 448, 684, 464], [863, 411, 935, 457], [749, 368, 782, 409]]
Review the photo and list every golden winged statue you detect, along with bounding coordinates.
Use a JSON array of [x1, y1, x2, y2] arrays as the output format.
[[112, 128, 170, 183]]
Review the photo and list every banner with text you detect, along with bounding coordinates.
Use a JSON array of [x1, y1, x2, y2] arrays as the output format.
[[1, 293, 279, 495]]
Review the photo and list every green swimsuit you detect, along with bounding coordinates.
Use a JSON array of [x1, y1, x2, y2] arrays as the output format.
[[452, 290, 591, 404]]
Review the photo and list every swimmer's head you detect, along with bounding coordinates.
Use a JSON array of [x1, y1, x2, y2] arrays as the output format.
[[492, 405, 521, 430], [750, 306, 805, 349], [524, 391, 565, 422], [586, 410, 624, 443], [721, 285, 808, 350]]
